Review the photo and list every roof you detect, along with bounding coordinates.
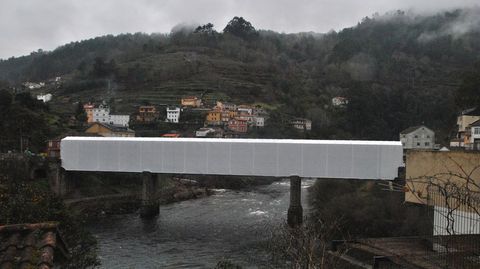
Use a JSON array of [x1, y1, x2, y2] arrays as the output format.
[[470, 119, 480, 127], [162, 133, 181, 138], [461, 107, 480, 116], [399, 125, 432, 135], [87, 122, 134, 133], [0, 222, 68, 269]]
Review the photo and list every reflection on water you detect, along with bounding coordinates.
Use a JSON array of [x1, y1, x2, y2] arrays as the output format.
[[88, 178, 315, 269]]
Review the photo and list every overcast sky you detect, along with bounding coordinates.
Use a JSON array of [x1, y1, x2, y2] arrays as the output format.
[[0, 0, 478, 59]]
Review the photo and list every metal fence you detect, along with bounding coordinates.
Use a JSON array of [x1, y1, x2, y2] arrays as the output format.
[[425, 185, 480, 268]]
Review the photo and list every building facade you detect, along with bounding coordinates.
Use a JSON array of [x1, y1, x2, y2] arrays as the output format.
[[228, 119, 248, 133], [400, 125, 435, 150], [290, 118, 312, 131], [166, 107, 180, 123], [181, 96, 202, 107], [85, 122, 135, 137], [136, 106, 159, 123], [36, 93, 52, 103], [206, 110, 222, 125]]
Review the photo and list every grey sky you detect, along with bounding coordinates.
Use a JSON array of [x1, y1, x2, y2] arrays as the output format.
[[0, 0, 478, 59]]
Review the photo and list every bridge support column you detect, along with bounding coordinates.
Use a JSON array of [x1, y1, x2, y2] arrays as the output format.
[[47, 160, 68, 197], [287, 175, 303, 227], [140, 171, 160, 218]]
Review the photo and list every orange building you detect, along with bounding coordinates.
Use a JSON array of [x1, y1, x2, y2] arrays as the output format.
[[206, 110, 222, 125]]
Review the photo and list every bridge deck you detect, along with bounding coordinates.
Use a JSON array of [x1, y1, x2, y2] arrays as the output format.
[[60, 137, 403, 180]]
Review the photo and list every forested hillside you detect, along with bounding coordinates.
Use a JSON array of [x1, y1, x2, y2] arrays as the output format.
[[1, 9, 480, 143]]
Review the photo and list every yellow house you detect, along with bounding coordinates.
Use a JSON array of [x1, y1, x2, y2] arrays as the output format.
[[206, 110, 222, 125], [85, 122, 135, 137]]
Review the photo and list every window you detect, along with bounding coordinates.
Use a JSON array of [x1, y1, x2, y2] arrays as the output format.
[[417, 142, 420, 146], [414, 135, 418, 138], [425, 142, 430, 146], [475, 128, 480, 135]]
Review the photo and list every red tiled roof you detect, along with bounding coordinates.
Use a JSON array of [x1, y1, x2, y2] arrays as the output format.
[[0, 222, 68, 269]]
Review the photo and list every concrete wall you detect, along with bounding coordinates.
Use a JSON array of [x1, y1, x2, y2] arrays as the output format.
[[405, 150, 480, 205]]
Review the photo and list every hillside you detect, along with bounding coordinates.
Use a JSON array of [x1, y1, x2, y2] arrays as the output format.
[[1, 9, 480, 143]]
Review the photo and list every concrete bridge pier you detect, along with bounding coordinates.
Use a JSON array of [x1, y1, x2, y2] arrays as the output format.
[[287, 175, 303, 227], [47, 160, 68, 197], [140, 171, 160, 218]]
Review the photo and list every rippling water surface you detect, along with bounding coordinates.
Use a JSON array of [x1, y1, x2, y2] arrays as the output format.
[[88, 178, 315, 268]]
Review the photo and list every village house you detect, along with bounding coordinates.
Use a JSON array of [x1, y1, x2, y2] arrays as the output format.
[[92, 104, 130, 127], [206, 110, 222, 125], [331, 96, 349, 107], [216, 101, 237, 111], [237, 105, 253, 115], [85, 122, 135, 137], [92, 104, 110, 123], [108, 114, 130, 127], [23, 82, 45, 90], [36, 93, 52, 103], [83, 103, 95, 123], [166, 107, 181, 123], [455, 107, 480, 141], [136, 106, 159, 123], [466, 120, 480, 150], [181, 96, 202, 107], [290, 118, 312, 131], [253, 115, 266, 127], [196, 128, 215, 137], [228, 118, 248, 133], [399, 125, 435, 150], [236, 111, 255, 125]]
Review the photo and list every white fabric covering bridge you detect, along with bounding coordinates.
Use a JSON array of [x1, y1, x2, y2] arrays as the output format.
[[60, 137, 403, 180]]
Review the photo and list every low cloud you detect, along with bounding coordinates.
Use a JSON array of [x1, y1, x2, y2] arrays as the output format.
[[417, 8, 480, 42]]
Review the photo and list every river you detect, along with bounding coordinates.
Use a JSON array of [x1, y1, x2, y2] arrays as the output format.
[[88, 178, 315, 268]]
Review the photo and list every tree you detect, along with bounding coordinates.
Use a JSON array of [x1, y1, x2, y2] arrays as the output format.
[[0, 89, 12, 109], [223, 17, 258, 40], [194, 23, 216, 34], [455, 61, 480, 109], [75, 102, 87, 123]]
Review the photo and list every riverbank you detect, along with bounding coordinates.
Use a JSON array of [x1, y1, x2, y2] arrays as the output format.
[[65, 175, 280, 222]]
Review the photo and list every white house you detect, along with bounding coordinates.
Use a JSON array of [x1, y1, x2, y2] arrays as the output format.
[[166, 107, 181, 123], [253, 115, 265, 127], [290, 118, 312, 131], [399, 125, 435, 150], [93, 105, 111, 124], [468, 120, 480, 150], [332, 96, 349, 107], [92, 104, 129, 127], [237, 105, 253, 115], [108, 114, 130, 127], [36, 93, 52, 103], [195, 128, 215, 137]]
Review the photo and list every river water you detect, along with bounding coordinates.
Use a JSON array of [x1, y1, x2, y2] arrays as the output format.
[[88, 178, 315, 268]]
